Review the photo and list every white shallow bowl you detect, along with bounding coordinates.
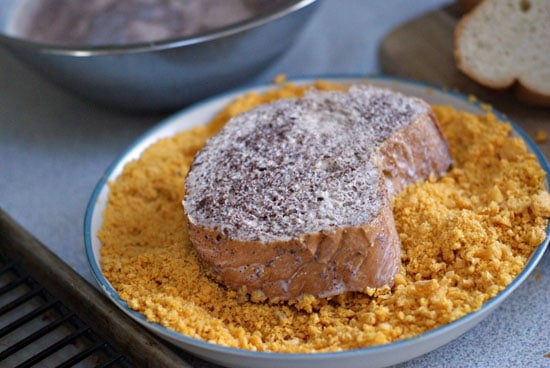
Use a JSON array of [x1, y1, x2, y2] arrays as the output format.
[[84, 76, 550, 368]]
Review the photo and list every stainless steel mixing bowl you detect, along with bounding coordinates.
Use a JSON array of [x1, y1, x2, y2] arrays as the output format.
[[0, 0, 319, 112]]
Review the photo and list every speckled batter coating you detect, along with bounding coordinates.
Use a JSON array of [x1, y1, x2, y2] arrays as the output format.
[[184, 85, 435, 242]]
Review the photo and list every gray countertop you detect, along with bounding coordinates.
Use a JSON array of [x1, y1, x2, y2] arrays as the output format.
[[1, 1, 548, 367]]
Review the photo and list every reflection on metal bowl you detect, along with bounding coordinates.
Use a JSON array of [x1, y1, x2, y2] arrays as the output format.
[[0, 0, 320, 112]]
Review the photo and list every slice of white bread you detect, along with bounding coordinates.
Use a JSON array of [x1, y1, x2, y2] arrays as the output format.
[[183, 85, 452, 302], [454, 0, 550, 106]]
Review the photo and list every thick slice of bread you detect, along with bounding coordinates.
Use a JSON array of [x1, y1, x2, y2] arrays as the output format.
[[454, 0, 550, 106], [183, 85, 452, 302]]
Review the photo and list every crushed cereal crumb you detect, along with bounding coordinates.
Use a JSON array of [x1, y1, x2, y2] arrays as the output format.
[[98, 81, 549, 353], [535, 129, 548, 143], [273, 74, 287, 84]]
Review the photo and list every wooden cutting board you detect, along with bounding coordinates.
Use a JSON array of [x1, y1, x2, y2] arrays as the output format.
[[379, 5, 550, 159]]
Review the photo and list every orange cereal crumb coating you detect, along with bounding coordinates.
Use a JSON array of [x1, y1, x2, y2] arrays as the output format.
[[535, 129, 548, 143], [98, 82, 549, 352]]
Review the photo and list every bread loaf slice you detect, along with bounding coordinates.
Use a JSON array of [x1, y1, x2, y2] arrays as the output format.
[[183, 85, 452, 302], [454, 0, 550, 106]]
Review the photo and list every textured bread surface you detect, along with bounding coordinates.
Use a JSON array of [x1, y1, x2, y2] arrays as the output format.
[[454, 0, 550, 106], [183, 84, 452, 301]]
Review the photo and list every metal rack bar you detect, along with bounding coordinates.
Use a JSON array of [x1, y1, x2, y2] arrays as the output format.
[[0, 313, 75, 360]]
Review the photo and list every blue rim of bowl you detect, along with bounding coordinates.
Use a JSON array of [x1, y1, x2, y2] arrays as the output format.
[[84, 74, 550, 361], [0, 0, 319, 56]]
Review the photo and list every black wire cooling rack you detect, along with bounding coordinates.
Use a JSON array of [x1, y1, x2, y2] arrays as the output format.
[[0, 208, 203, 368], [0, 258, 134, 367]]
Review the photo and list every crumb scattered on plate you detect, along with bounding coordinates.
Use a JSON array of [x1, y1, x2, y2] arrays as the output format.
[[97, 81, 549, 353]]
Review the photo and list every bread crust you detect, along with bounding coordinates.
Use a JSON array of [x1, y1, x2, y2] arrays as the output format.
[[186, 201, 401, 301], [456, 0, 483, 14], [516, 82, 550, 107], [379, 110, 450, 196]]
